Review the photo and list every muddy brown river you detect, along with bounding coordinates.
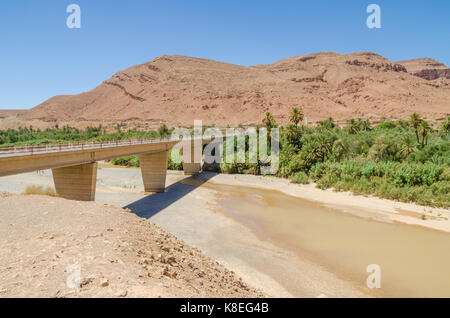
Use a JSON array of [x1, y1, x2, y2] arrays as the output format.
[[198, 181, 450, 298]]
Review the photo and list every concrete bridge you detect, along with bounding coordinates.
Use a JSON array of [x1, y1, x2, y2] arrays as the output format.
[[0, 136, 213, 201]]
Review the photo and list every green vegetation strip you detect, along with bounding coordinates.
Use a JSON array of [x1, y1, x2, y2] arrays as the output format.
[[1, 115, 449, 208]]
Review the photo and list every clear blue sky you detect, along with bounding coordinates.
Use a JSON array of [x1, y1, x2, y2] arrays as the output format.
[[0, 0, 449, 109]]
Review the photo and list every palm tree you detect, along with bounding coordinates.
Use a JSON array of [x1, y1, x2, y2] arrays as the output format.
[[440, 116, 450, 134], [318, 117, 335, 130], [262, 112, 277, 141], [302, 135, 332, 163], [316, 135, 333, 161], [302, 141, 323, 164], [289, 107, 304, 127], [331, 138, 349, 160], [346, 119, 359, 134], [398, 135, 417, 160], [409, 113, 422, 143], [418, 120, 432, 148], [262, 112, 276, 130], [285, 124, 302, 149], [359, 119, 371, 131], [326, 117, 336, 129], [158, 124, 169, 137]]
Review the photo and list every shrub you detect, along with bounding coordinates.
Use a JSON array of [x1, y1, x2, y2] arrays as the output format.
[[375, 121, 397, 130], [289, 172, 309, 184], [168, 149, 183, 170], [279, 155, 304, 177], [110, 155, 140, 167], [23, 185, 58, 197]]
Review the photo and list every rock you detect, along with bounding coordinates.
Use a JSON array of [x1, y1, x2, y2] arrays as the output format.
[[167, 256, 176, 263], [162, 266, 170, 276], [100, 279, 109, 287]]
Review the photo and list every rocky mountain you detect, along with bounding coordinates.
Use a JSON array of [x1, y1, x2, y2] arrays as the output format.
[[19, 52, 450, 127]]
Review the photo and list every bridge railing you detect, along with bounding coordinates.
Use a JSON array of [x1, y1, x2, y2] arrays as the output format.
[[0, 134, 237, 157], [0, 136, 192, 156]]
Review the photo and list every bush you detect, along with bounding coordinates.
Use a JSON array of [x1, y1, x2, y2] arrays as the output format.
[[289, 172, 309, 184], [307, 160, 449, 208], [168, 149, 183, 170], [374, 121, 397, 130], [279, 155, 304, 177], [110, 155, 140, 167], [23, 185, 58, 197]]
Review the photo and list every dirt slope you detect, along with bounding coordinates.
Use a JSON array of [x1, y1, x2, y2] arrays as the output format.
[[20, 52, 450, 127], [0, 110, 25, 119], [0, 192, 264, 298]]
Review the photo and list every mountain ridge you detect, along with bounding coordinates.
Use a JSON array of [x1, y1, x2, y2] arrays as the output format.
[[19, 52, 450, 127]]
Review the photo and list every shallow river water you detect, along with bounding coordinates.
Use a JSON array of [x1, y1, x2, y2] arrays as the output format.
[[195, 180, 450, 298]]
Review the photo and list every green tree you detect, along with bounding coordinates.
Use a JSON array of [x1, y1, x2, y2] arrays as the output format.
[[398, 135, 417, 160], [285, 124, 302, 150], [262, 112, 277, 140], [262, 112, 276, 130], [440, 116, 450, 134], [358, 118, 371, 131], [289, 107, 304, 127], [158, 124, 169, 137], [346, 119, 359, 134], [419, 120, 432, 148], [318, 117, 335, 130], [409, 113, 422, 143]]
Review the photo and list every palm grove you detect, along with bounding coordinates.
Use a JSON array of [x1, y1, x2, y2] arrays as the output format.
[[220, 110, 449, 208], [264, 110, 449, 208]]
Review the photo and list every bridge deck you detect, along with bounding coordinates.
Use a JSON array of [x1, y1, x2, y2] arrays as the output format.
[[0, 136, 214, 177]]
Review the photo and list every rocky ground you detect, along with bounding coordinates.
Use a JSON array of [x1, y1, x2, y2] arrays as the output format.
[[0, 192, 264, 298]]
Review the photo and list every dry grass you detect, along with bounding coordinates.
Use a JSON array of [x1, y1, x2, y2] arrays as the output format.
[[22, 185, 58, 197]]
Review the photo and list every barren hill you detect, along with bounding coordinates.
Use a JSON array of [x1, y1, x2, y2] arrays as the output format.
[[20, 52, 450, 127], [0, 109, 25, 119]]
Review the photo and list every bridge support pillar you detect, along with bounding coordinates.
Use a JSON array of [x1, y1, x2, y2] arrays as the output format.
[[182, 141, 202, 175], [182, 162, 202, 175], [139, 151, 169, 193], [52, 162, 98, 201]]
